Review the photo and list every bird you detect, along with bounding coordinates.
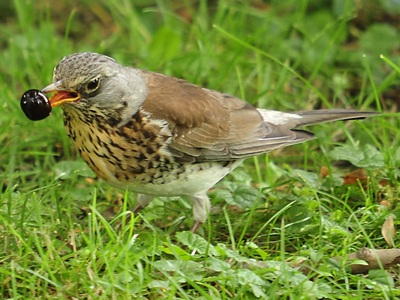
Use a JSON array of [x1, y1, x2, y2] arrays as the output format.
[[40, 52, 376, 232]]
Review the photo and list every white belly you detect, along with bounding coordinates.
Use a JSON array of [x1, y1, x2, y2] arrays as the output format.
[[119, 159, 244, 196]]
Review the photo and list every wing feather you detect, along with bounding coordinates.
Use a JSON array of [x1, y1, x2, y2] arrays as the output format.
[[140, 71, 374, 162]]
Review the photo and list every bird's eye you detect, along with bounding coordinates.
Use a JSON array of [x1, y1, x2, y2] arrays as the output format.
[[86, 78, 100, 93]]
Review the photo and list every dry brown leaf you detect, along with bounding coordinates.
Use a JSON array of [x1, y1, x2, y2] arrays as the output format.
[[342, 168, 367, 185], [347, 248, 400, 274], [380, 200, 392, 209], [319, 166, 329, 178], [382, 214, 396, 248]]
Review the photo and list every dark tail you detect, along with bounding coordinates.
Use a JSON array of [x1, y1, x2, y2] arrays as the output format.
[[294, 109, 378, 127]]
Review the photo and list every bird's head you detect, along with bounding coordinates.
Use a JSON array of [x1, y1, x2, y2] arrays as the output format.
[[42, 52, 148, 125]]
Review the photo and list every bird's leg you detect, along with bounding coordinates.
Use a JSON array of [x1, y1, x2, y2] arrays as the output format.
[[189, 193, 210, 233], [132, 193, 154, 214], [132, 205, 142, 214], [119, 194, 154, 227], [190, 221, 203, 233]]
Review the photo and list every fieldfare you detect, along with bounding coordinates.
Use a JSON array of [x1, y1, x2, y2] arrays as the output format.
[[39, 52, 376, 231]]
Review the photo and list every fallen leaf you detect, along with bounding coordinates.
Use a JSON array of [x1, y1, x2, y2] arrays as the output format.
[[342, 169, 367, 185], [320, 166, 329, 178], [382, 215, 395, 248], [380, 200, 392, 209]]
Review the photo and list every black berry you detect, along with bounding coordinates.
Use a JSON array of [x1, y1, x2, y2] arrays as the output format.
[[20, 89, 52, 121]]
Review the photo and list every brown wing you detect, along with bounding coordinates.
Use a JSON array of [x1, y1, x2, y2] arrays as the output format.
[[141, 71, 308, 162]]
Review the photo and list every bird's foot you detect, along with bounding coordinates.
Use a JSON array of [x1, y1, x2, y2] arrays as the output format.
[[133, 204, 144, 214]]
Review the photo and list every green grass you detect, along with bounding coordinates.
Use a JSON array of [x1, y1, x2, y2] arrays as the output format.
[[1, 0, 400, 298]]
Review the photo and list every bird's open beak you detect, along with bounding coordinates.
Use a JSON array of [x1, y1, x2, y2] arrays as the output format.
[[41, 81, 81, 107]]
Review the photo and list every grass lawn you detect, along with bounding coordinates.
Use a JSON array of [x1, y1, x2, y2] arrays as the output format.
[[1, 0, 400, 299]]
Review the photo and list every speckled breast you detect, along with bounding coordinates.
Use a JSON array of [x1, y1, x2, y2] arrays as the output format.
[[63, 107, 186, 185]]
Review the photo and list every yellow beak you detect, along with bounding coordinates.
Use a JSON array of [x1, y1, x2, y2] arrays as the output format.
[[41, 81, 81, 107]]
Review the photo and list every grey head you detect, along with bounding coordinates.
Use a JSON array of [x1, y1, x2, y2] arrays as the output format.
[[53, 52, 119, 88], [42, 52, 148, 123]]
